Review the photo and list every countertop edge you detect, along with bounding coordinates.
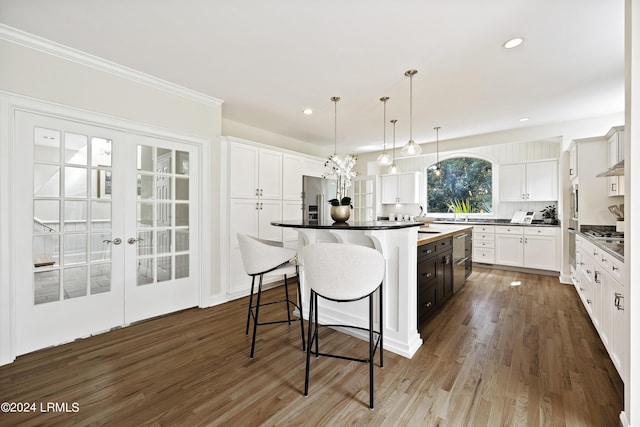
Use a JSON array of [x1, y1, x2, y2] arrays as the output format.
[[417, 224, 473, 246], [574, 230, 624, 262], [271, 220, 421, 230]]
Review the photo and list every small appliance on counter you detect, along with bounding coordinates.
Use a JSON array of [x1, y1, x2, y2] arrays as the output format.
[[510, 211, 534, 224]]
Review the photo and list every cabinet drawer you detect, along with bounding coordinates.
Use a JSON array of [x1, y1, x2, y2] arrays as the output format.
[[474, 248, 495, 263], [437, 237, 453, 253], [597, 251, 624, 282], [418, 241, 438, 259], [473, 225, 495, 233], [417, 259, 437, 285], [418, 284, 437, 319], [474, 233, 494, 242], [495, 226, 524, 235], [524, 227, 557, 237], [474, 240, 495, 249]]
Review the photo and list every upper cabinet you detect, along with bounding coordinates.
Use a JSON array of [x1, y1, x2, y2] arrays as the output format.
[[380, 172, 420, 204], [229, 143, 282, 200], [607, 128, 624, 197], [499, 160, 558, 202]]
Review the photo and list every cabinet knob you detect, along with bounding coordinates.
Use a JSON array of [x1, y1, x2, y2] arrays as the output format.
[[424, 302, 432, 308]]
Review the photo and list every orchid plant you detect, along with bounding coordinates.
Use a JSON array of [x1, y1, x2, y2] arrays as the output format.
[[323, 153, 357, 206]]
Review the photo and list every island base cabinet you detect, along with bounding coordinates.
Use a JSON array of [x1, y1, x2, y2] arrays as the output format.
[[417, 238, 453, 325]]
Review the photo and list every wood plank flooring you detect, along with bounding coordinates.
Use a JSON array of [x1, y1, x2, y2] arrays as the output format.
[[0, 267, 623, 426]]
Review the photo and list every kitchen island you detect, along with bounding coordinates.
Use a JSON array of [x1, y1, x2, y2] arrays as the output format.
[[272, 219, 473, 358]]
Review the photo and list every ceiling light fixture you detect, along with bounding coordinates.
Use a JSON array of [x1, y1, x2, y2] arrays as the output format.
[[401, 69, 422, 157], [389, 119, 399, 174], [376, 96, 392, 166], [303, 108, 313, 115], [503, 37, 524, 49], [432, 126, 442, 176], [519, 117, 529, 122]]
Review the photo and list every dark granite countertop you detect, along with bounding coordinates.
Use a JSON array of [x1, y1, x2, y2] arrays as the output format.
[[430, 219, 561, 228], [272, 219, 421, 230]]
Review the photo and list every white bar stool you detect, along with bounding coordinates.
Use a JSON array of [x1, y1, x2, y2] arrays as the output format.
[[237, 233, 305, 359], [301, 243, 385, 409]]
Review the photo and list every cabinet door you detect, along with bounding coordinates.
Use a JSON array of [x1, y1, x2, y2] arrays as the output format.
[[352, 175, 377, 221], [607, 135, 623, 196], [228, 198, 260, 294], [282, 200, 303, 242], [569, 145, 577, 178], [229, 143, 258, 199], [282, 154, 302, 201], [397, 173, 420, 203], [523, 234, 557, 271], [302, 158, 326, 178], [380, 175, 398, 204], [526, 161, 558, 201], [258, 199, 282, 242], [498, 164, 525, 201], [611, 280, 625, 378], [258, 149, 282, 200], [599, 269, 614, 350], [495, 234, 523, 266]]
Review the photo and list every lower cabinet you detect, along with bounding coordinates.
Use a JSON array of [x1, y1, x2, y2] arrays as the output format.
[[574, 237, 626, 380], [495, 226, 558, 271], [417, 237, 453, 324]]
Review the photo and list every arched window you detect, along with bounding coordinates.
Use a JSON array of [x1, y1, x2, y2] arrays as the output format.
[[426, 157, 493, 214]]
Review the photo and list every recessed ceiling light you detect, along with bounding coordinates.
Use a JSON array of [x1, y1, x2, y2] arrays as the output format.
[[303, 108, 313, 115], [503, 37, 524, 49], [519, 117, 529, 122]]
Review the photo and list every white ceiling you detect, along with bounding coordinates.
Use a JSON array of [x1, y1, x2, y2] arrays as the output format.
[[0, 0, 625, 154]]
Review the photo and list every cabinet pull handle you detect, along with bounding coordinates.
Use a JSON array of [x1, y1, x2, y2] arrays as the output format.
[[524, 237, 528, 244], [519, 237, 523, 244], [594, 271, 601, 284], [425, 302, 432, 308], [255, 188, 260, 196], [256, 203, 260, 210], [612, 265, 619, 271], [615, 293, 624, 310], [611, 183, 616, 192], [587, 299, 592, 305]]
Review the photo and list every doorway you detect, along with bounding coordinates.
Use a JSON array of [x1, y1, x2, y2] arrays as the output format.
[[13, 110, 200, 356]]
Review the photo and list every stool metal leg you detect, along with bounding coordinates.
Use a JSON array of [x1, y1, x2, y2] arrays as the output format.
[[283, 274, 292, 325], [379, 284, 384, 368], [245, 275, 256, 335], [250, 274, 264, 359], [304, 289, 315, 396], [296, 265, 306, 351], [369, 293, 374, 409]]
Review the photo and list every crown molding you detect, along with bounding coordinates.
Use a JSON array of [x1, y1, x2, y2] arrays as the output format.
[[0, 24, 223, 108]]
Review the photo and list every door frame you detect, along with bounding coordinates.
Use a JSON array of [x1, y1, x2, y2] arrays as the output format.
[[0, 92, 212, 365]]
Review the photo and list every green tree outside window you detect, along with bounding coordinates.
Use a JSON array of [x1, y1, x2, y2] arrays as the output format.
[[426, 157, 493, 214]]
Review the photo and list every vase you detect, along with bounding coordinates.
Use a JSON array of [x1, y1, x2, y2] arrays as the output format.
[[330, 205, 351, 223]]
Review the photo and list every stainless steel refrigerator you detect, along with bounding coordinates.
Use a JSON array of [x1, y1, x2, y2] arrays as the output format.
[[302, 175, 337, 223]]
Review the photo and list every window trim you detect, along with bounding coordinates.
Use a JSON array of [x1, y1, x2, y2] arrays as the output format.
[[423, 153, 497, 218]]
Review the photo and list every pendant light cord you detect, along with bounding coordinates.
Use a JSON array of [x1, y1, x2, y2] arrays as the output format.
[[331, 96, 340, 155]]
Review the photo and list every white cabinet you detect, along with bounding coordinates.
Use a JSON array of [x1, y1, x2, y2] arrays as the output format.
[[494, 226, 558, 271], [472, 225, 495, 264], [522, 228, 558, 271], [229, 143, 282, 200], [569, 145, 577, 179], [574, 236, 626, 379], [282, 154, 302, 201], [499, 160, 558, 201], [380, 172, 420, 204], [607, 129, 624, 197], [494, 227, 524, 267]]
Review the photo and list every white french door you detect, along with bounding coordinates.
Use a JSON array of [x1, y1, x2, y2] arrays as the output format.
[[14, 111, 199, 355]]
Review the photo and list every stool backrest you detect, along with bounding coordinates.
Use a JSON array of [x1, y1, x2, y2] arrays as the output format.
[[237, 233, 297, 275], [302, 243, 385, 300]]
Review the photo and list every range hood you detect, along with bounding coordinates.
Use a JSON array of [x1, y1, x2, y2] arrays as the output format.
[[596, 160, 624, 177]]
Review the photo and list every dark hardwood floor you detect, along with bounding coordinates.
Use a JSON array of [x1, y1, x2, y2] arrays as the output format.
[[0, 267, 623, 426]]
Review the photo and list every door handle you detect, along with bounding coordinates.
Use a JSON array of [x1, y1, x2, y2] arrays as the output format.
[[127, 237, 144, 245], [103, 238, 122, 245]]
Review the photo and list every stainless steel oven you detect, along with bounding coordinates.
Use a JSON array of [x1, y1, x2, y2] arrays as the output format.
[[570, 183, 579, 219]]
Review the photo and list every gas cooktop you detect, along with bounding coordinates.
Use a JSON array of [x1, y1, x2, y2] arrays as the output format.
[[584, 230, 624, 241]]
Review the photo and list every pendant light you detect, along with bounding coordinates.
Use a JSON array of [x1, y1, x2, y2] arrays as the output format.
[[388, 119, 399, 174], [400, 69, 422, 156], [433, 126, 442, 176], [331, 96, 341, 155], [376, 97, 392, 166]]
